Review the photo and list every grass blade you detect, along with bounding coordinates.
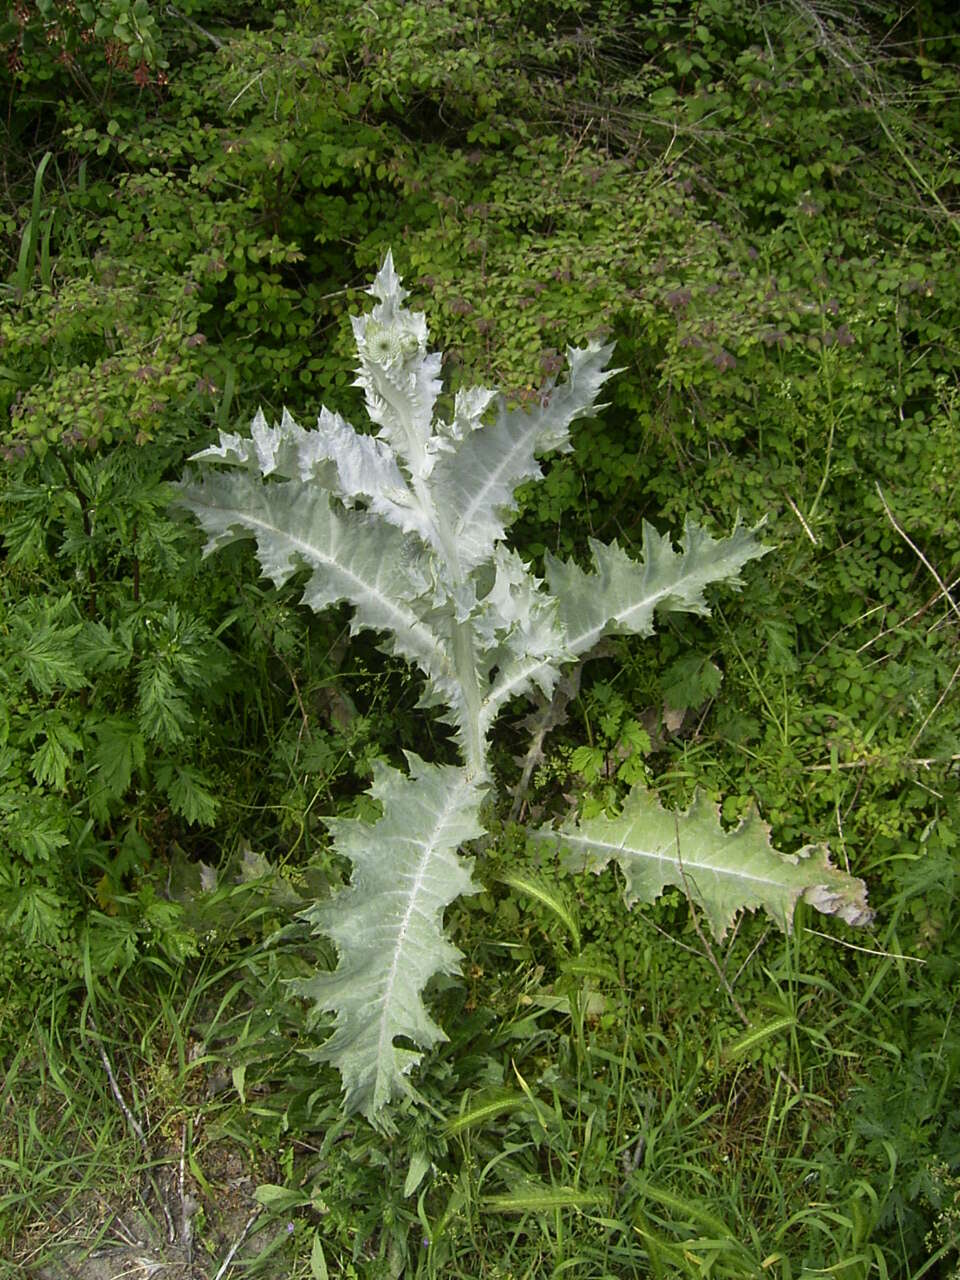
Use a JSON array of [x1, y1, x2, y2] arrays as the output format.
[[12, 150, 53, 295], [310, 1231, 329, 1280], [498, 870, 580, 950], [443, 1090, 534, 1136], [722, 1014, 796, 1062], [632, 1179, 733, 1238], [216, 359, 237, 429], [481, 1186, 604, 1213], [39, 209, 55, 288]]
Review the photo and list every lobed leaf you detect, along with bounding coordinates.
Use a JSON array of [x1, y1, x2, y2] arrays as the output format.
[[533, 786, 872, 938], [191, 406, 332, 481], [86, 716, 145, 816], [549, 518, 770, 655], [174, 469, 458, 702], [309, 407, 431, 542], [433, 342, 617, 572], [473, 547, 571, 691], [290, 755, 484, 1123], [350, 251, 443, 481], [483, 517, 768, 725], [193, 404, 439, 547]]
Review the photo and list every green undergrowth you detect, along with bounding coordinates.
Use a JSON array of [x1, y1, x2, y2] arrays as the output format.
[[1, 0, 959, 1275], [2, 852, 957, 1276]]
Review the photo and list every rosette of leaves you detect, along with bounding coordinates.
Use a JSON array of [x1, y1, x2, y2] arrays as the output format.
[[175, 253, 871, 1125]]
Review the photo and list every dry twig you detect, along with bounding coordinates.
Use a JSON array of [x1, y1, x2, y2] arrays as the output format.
[[214, 1207, 262, 1280]]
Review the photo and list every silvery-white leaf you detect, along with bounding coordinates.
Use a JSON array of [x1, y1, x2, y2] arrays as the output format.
[[483, 518, 768, 725], [532, 787, 872, 939], [173, 470, 457, 703], [431, 343, 616, 573], [437, 385, 498, 442], [291, 755, 484, 1124]]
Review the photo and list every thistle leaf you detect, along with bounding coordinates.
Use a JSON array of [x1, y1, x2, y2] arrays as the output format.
[[533, 787, 872, 938], [550, 518, 769, 655], [483, 517, 767, 723], [174, 470, 457, 699], [516, 341, 621, 454], [291, 755, 484, 1123], [350, 252, 442, 480], [433, 342, 617, 572], [192, 403, 441, 556], [191, 406, 333, 481], [473, 547, 571, 702], [310, 407, 431, 541], [430, 406, 542, 572]]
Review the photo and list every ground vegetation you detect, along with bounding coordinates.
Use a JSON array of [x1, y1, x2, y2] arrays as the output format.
[[1, 1, 958, 1276]]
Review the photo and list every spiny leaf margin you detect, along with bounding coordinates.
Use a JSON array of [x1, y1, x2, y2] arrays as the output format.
[[532, 786, 872, 939], [289, 754, 484, 1125]]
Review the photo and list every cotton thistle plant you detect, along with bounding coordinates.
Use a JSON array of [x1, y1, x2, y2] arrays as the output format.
[[175, 253, 872, 1126]]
